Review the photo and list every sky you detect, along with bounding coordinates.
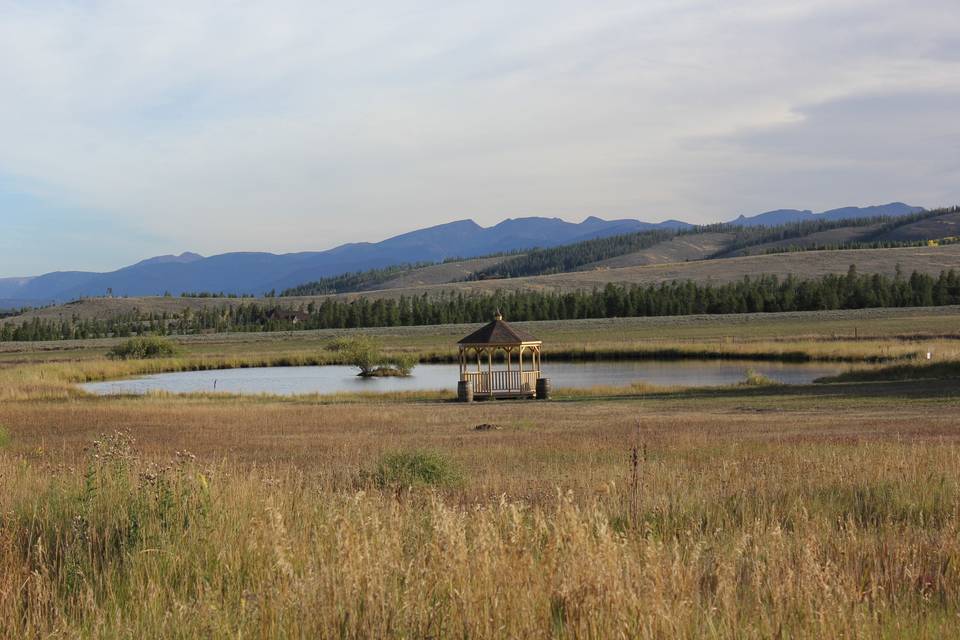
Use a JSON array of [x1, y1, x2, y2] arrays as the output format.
[[1, 0, 958, 277]]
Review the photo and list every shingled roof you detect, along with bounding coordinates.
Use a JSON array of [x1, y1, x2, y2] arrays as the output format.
[[458, 314, 540, 345]]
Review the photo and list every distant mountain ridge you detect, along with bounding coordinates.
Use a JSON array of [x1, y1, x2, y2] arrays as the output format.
[[0, 203, 924, 307], [131, 252, 205, 268], [1, 216, 684, 305], [728, 202, 923, 227]]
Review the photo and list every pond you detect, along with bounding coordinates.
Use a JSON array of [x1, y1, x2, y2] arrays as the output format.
[[79, 360, 851, 396]]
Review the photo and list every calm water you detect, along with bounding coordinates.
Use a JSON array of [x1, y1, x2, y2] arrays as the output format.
[[80, 361, 850, 396]]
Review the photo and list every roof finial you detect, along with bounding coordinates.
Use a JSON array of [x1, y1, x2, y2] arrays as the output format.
[[494, 308, 503, 321]]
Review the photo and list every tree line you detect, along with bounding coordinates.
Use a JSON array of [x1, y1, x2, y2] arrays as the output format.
[[3, 266, 959, 342], [761, 237, 960, 255]]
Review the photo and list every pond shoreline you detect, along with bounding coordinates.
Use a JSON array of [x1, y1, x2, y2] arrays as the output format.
[[79, 345, 908, 384], [79, 360, 855, 397]]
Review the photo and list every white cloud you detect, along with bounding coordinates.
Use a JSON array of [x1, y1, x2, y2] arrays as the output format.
[[0, 0, 958, 268]]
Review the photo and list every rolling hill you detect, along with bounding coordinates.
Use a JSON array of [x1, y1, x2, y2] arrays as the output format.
[[879, 211, 960, 242], [6, 204, 960, 328], [307, 243, 960, 302], [584, 233, 734, 269], [6, 242, 959, 327], [0, 217, 686, 307], [0, 202, 928, 309]]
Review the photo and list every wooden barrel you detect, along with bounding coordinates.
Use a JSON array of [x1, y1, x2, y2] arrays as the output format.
[[457, 380, 474, 403], [535, 378, 551, 400]]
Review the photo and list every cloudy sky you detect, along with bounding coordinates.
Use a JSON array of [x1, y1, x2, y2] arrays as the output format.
[[1, 0, 958, 276]]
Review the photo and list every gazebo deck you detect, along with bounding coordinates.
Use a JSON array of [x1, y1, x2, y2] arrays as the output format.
[[463, 369, 539, 398]]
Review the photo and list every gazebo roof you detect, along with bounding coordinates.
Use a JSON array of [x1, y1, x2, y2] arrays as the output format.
[[458, 314, 540, 346]]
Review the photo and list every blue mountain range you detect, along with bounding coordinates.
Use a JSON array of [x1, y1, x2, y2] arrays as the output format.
[[0, 202, 922, 306]]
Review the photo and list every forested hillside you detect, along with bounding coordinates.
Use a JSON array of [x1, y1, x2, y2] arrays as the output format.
[[280, 261, 438, 296], [715, 206, 960, 257], [278, 207, 960, 296], [4, 267, 958, 341]]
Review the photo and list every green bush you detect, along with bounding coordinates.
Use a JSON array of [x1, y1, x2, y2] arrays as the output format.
[[0, 425, 10, 449], [327, 335, 382, 375], [741, 368, 779, 387], [107, 336, 180, 360], [326, 335, 418, 377], [374, 451, 463, 488], [385, 353, 419, 376]]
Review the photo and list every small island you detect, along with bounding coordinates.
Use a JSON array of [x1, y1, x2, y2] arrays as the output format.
[[326, 335, 417, 377]]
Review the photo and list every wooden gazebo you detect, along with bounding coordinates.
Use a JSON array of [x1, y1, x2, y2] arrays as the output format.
[[457, 312, 547, 401]]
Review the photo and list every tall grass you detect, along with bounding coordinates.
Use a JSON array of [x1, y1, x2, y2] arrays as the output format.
[[817, 359, 960, 383], [107, 336, 180, 359], [2, 429, 959, 638]]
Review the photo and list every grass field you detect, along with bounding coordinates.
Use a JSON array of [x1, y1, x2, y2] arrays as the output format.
[[3, 380, 960, 637], [5, 305, 960, 359], [2, 310, 960, 637], [3, 307, 960, 402]]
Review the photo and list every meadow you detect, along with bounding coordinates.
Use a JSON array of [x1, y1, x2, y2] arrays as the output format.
[[1, 307, 960, 637]]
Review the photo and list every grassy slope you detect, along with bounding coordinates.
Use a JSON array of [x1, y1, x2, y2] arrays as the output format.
[[879, 211, 960, 241], [583, 232, 734, 268], [373, 255, 517, 289], [305, 242, 960, 301], [730, 224, 882, 256], [727, 213, 960, 256]]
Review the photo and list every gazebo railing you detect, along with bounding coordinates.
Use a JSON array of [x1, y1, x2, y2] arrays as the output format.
[[463, 370, 539, 395]]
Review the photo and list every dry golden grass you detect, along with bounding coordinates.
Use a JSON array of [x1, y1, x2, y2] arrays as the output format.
[[2, 310, 960, 637], [2, 386, 960, 637]]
